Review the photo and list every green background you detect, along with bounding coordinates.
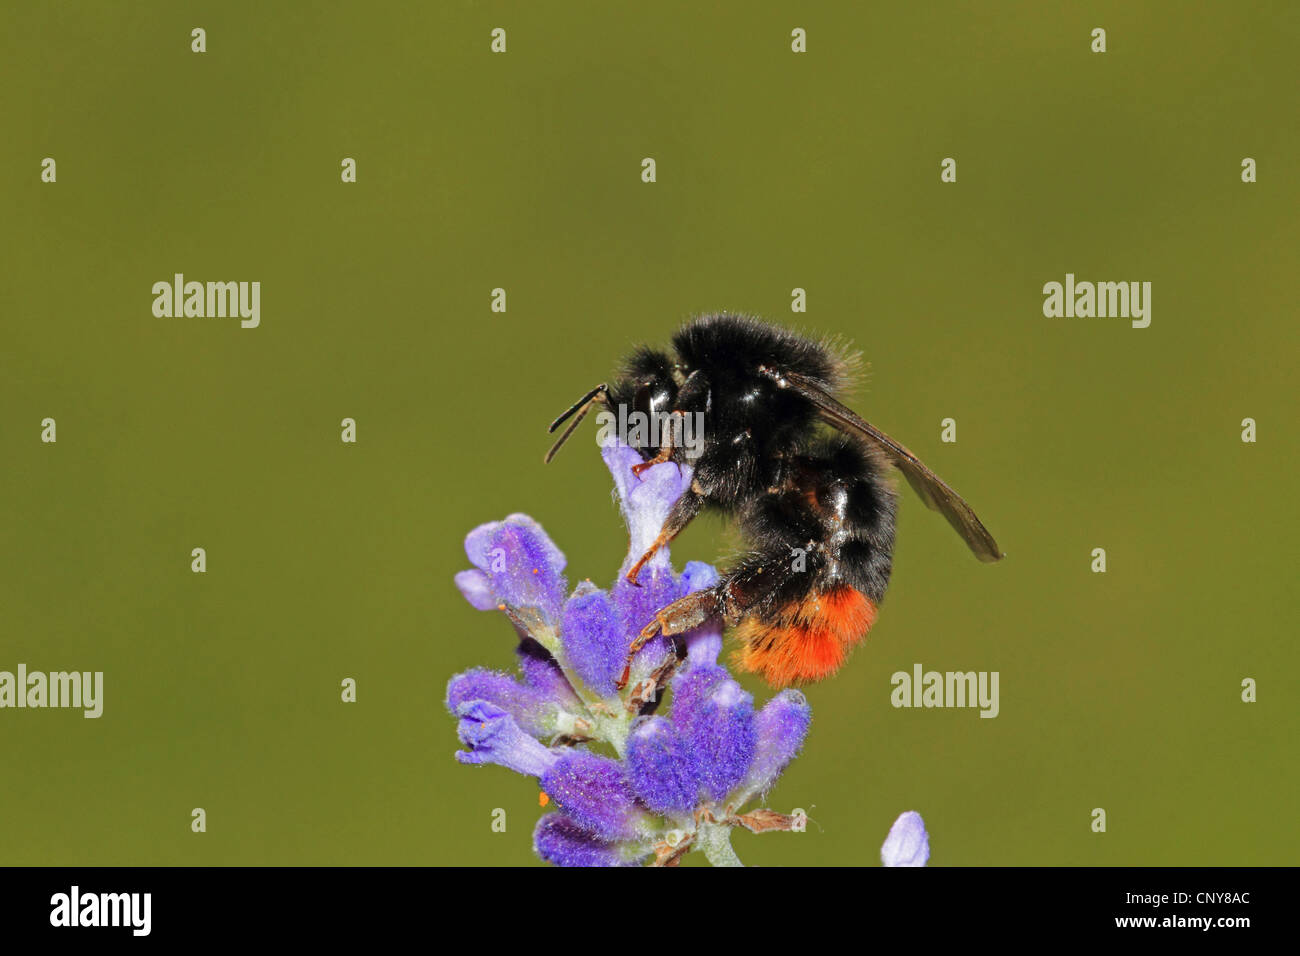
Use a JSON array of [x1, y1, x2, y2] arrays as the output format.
[[2, 1, 1295, 866]]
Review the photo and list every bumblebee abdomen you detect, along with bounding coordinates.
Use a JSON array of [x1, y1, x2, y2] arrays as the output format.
[[732, 585, 878, 687]]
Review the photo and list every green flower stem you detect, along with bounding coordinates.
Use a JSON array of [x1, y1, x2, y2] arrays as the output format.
[[696, 820, 743, 867]]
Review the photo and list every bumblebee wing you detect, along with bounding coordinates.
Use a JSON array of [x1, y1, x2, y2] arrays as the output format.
[[761, 368, 1003, 562]]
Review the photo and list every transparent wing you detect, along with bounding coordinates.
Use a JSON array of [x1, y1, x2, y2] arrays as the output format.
[[761, 368, 1003, 562]]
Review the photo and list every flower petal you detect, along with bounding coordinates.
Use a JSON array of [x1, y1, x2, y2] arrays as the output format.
[[614, 565, 678, 684], [516, 638, 581, 708], [678, 678, 756, 803], [881, 811, 930, 867], [453, 700, 559, 777], [560, 588, 624, 697], [462, 514, 567, 621], [445, 669, 558, 738], [601, 437, 692, 574], [678, 560, 723, 665], [669, 662, 727, 733], [679, 561, 720, 593], [740, 690, 811, 798], [626, 716, 699, 815], [540, 752, 647, 843], [454, 569, 497, 611], [533, 813, 633, 867]]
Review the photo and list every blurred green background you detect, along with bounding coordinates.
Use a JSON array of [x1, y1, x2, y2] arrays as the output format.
[[1, 1, 1295, 866]]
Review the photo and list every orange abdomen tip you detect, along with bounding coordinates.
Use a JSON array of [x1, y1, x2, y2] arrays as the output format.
[[733, 586, 877, 687]]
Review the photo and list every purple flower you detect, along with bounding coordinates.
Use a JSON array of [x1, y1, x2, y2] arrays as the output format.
[[626, 717, 699, 815], [534, 814, 637, 868], [445, 669, 558, 738], [668, 662, 727, 732], [740, 690, 812, 798], [445, 438, 814, 866], [540, 752, 648, 843], [679, 561, 720, 593], [560, 588, 625, 698], [453, 700, 559, 777], [678, 562, 723, 666], [881, 811, 931, 867], [614, 565, 679, 684], [602, 438, 691, 576], [516, 639, 581, 708], [458, 513, 567, 623], [684, 679, 757, 803]]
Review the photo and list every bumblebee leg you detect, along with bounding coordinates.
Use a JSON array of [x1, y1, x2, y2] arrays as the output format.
[[630, 412, 681, 477], [624, 484, 704, 586], [615, 587, 722, 691], [617, 545, 817, 688], [626, 636, 688, 716]]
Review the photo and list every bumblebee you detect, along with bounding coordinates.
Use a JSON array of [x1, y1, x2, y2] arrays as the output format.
[[546, 313, 1001, 688]]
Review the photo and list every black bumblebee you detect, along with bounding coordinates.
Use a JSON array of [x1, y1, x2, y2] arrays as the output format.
[[545, 313, 1001, 688]]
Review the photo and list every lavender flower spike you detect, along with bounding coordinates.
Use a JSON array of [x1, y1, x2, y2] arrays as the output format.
[[445, 437, 815, 866]]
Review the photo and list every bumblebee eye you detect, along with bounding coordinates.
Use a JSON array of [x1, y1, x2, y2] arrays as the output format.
[[634, 382, 658, 415], [635, 380, 675, 417]]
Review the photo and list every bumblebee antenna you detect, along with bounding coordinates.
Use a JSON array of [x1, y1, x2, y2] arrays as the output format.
[[544, 383, 607, 463]]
